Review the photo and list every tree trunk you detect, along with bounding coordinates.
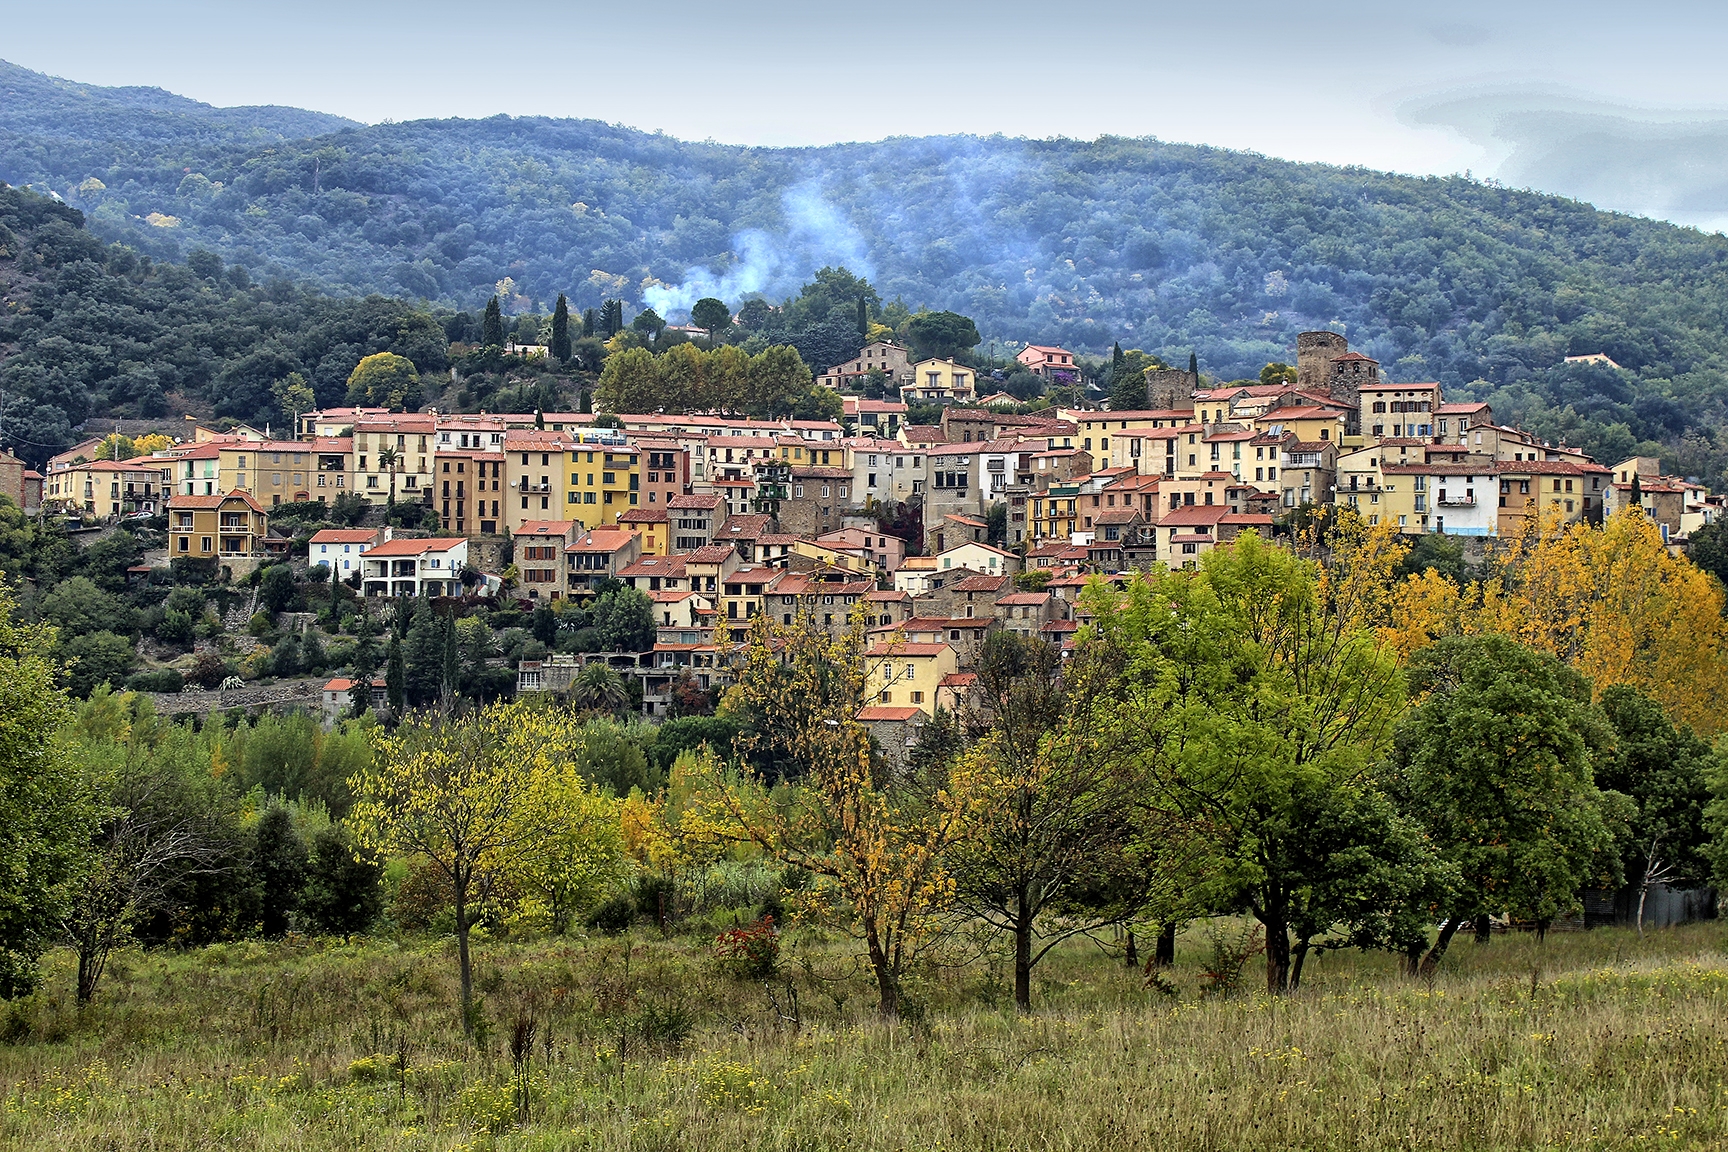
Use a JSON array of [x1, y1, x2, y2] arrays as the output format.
[[76, 942, 104, 1004], [1474, 914, 1492, 944], [455, 885, 475, 1036], [1264, 913, 1291, 995], [865, 932, 898, 1018], [1155, 922, 1176, 967], [1289, 939, 1310, 993], [1417, 917, 1461, 979], [1124, 929, 1138, 969], [1013, 891, 1033, 1011]]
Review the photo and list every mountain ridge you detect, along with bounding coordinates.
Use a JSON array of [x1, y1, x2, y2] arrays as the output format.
[[4, 60, 1728, 480]]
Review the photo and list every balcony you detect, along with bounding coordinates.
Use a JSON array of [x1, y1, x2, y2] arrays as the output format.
[[1438, 495, 1476, 507]]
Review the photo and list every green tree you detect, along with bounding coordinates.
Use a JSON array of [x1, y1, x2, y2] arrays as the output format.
[[345, 352, 421, 410], [1109, 371, 1146, 412], [61, 631, 137, 697], [567, 663, 629, 715], [376, 446, 400, 508], [258, 564, 296, 614], [1089, 533, 1414, 994], [1394, 634, 1625, 971], [482, 296, 505, 348], [905, 310, 981, 362], [691, 297, 731, 344], [1685, 520, 1728, 601], [252, 804, 306, 938], [550, 293, 572, 363], [0, 585, 94, 997], [631, 307, 666, 344], [299, 825, 383, 937], [1596, 686, 1717, 920], [1260, 362, 1298, 386], [592, 585, 655, 652], [272, 372, 316, 432]]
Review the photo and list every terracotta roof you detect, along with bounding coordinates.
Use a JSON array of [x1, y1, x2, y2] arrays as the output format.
[[717, 514, 772, 538], [668, 494, 723, 510], [322, 677, 355, 691], [1221, 513, 1275, 526], [901, 425, 946, 442], [995, 592, 1050, 606], [620, 557, 688, 578], [867, 641, 953, 657], [950, 574, 1013, 591], [364, 537, 467, 556], [856, 705, 924, 722], [1159, 505, 1231, 527], [1170, 533, 1214, 543], [1093, 509, 1139, 525], [684, 545, 737, 564], [904, 616, 994, 630], [170, 489, 266, 512], [1330, 351, 1378, 363], [866, 589, 909, 602], [939, 672, 978, 687], [568, 527, 636, 552], [514, 520, 575, 536], [619, 508, 667, 523]]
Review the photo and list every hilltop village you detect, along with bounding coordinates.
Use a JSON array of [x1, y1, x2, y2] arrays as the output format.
[[1, 328, 1714, 737]]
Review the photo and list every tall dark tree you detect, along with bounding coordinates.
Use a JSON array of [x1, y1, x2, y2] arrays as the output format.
[[1111, 342, 1125, 378], [855, 295, 869, 338], [582, 307, 596, 338], [481, 296, 505, 348], [385, 635, 405, 716], [252, 805, 307, 938], [601, 299, 624, 337], [1188, 351, 1198, 380], [550, 294, 572, 363]]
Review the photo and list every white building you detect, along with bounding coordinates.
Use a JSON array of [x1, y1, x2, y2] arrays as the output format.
[[361, 537, 469, 597]]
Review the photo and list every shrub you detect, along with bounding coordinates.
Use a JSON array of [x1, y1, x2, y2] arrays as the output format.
[[713, 916, 779, 980], [587, 895, 635, 936], [125, 668, 185, 693]]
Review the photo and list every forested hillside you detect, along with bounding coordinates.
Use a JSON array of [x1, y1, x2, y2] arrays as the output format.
[[7, 61, 1728, 475]]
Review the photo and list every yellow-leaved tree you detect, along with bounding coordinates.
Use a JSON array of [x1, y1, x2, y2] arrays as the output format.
[[348, 701, 608, 1033], [1471, 509, 1728, 732], [713, 607, 971, 1017]]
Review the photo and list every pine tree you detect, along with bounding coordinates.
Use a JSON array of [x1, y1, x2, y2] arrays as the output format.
[[551, 294, 572, 363], [482, 297, 505, 348]]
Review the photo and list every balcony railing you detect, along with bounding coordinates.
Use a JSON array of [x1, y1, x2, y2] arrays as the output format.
[[1438, 495, 1476, 506]]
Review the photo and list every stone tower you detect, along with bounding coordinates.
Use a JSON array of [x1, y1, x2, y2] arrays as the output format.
[[1295, 331, 1348, 393], [1145, 368, 1198, 412]]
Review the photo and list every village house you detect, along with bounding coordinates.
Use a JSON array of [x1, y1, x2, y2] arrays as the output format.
[[168, 490, 269, 576], [866, 640, 961, 715], [361, 537, 469, 597], [1015, 344, 1079, 381], [309, 527, 385, 579], [819, 341, 914, 389], [566, 525, 643, 596], [619, 507, 669, 555], [905, 358, 977, 405]]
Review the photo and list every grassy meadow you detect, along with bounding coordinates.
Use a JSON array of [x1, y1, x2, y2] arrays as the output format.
[[2, 919, 1726, 1151]]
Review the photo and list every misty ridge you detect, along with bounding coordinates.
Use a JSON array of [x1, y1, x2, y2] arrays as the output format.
[[8, 59, 1728, 481]]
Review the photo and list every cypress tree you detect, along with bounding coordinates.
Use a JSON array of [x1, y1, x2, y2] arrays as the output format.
[[385, 634, 405, 715], [253, 806, 307, 938], [582, 307, 596, 337], [441, 613, 459, 702], [551, 294, 572, 363], [579, 383, 592, 415], [535, 407, 545, 430], [856, 296, 869, 338], [482, 296, 505, 348], [1188, 351, 1199, 381], [1631, 471, 1642, 506], [1111, 342, 1125, 378]]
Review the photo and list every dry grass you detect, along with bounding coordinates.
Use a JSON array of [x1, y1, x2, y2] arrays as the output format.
[[2, 920, 1726, 1150]]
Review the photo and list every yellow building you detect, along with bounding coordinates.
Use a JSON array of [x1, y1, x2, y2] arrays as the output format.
[[502, 431, 641, 532], [866, 640, 960, 716], [169, 490, 269, 571], [213, 438, 354, 507], [619, 508, 668, 555], [1073, 410, 1195, 472], [44, 459, 173, 516], [352, 415, 435, 506], [1029, 482, 1082, 542], [905, 358, 977, 405]]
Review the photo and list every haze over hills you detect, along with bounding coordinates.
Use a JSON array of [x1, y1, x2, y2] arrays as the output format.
[[5, 59, 1728, 476]]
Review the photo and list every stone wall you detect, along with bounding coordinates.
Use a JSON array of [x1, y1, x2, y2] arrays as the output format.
[[1145, 369, 1198, 411]]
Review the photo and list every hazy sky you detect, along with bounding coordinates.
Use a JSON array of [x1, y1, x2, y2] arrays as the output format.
[[8, 0, 1728, 229]]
